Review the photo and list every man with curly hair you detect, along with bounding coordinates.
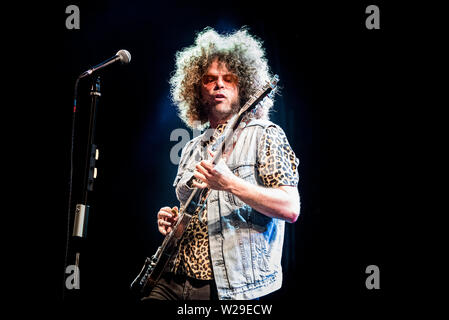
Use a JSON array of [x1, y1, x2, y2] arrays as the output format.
[[144, 27, 300, 300]]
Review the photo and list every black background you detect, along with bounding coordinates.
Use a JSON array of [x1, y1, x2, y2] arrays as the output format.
[[7, 0, 428, 315]]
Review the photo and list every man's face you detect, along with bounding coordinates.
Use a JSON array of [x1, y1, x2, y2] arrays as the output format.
[[200, 60, 239, 123]]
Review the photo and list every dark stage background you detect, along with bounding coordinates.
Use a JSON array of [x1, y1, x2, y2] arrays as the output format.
[[9, 0, 418, 313], [60, 0, 323, 305]]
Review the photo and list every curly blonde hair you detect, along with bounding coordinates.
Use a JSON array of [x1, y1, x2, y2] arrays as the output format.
[[169, 27, 276, 129]]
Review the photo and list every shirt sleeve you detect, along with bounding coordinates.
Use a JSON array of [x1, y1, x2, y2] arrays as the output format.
[[257, 125, 299, 187]]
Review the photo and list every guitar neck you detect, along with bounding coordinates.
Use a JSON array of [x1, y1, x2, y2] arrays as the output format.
[[182, 75, 279, 212], [211, 81, 275, 165]]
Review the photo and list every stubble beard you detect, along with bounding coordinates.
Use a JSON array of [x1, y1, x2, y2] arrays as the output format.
[[206, 100, 240, 122]]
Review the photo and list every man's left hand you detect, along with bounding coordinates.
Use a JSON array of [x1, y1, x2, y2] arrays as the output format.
[[192, 158, 235, 191]]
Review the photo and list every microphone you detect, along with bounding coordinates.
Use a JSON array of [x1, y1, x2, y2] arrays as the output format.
[[78, 49, 131, 79]]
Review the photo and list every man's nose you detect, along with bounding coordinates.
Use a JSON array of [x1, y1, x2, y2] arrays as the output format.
[[215, 77, 225, 89]]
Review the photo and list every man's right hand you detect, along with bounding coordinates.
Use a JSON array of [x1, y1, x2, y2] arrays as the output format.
[[157, 206, 179, 235]]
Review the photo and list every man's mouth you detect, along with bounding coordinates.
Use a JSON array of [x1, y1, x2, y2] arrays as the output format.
[[214, 94, 226, 101]]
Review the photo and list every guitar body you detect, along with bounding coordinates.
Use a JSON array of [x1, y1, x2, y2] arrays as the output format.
[[130, 211, 193, 297]]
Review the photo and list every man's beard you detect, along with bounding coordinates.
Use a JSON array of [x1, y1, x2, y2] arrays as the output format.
[[205, 100, 241, 119]]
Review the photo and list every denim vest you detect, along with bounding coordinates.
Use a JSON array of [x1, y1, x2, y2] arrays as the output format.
[[173, 119, 285, 300]]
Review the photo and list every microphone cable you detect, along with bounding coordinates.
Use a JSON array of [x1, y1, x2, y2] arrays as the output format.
[[62, 76, 80, 300]]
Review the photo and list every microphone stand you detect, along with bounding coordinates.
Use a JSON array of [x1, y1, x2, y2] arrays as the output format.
[[64, 76, 101, 299]]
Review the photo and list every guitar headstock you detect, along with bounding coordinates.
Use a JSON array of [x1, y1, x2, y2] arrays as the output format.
[[238, 74, 281, 117], [266, 74, 279, 99], [270, 74, 280, 89]]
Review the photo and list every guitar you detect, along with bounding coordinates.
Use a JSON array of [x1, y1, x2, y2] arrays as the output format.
[[130, 75, 279, 298]]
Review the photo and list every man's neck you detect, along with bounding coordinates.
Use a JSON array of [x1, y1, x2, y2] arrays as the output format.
[[209, 113, 234, 129]]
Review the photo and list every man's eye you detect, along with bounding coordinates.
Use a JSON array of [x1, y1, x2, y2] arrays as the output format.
[[203, 76, 215, 84], [224, 75, 237, 83]]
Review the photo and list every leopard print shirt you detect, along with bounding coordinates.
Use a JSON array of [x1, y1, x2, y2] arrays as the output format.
[[257, 125, 300, 187], [173, 124, 299, 280]]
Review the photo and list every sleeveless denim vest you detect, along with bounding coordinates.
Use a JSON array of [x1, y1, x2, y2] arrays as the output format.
[[173, 118, 285, 300]]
